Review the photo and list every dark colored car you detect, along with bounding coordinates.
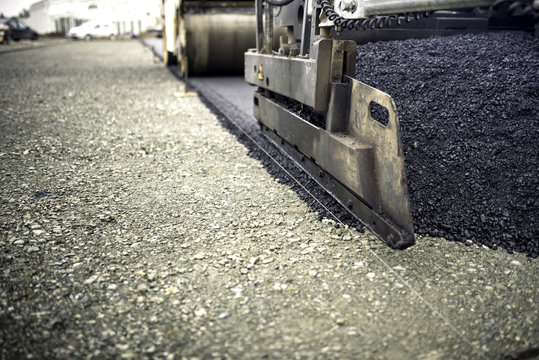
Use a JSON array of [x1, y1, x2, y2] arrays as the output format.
[[0, 18, 38, 41]]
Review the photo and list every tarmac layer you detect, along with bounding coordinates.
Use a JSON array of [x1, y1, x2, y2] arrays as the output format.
[[355, 32, 539, 257]]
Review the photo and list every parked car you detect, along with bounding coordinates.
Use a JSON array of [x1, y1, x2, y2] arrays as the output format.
[[67, 21, 118, 41], [0, 18, 38, 41], [0, 23, 9, 44]]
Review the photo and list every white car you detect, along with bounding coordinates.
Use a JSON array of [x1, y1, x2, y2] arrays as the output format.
[[68, 21, 118, 41]]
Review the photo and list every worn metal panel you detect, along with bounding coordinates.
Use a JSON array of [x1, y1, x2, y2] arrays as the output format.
[[245, 39, 333, 111], [255, 92, 381, 227], [255, 92, 414, 248], [257, 92, 363, 193], [345, 75, 413, 235]]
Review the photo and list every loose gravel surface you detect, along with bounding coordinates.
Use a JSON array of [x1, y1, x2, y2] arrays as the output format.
[[355, 32, 539, 257], [1, 40, 538, 359]]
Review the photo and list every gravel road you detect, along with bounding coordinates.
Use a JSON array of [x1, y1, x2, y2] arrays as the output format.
[[1, 40, 538, 359]]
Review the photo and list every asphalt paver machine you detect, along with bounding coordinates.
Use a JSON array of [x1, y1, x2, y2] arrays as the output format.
[[244, 0, 538, 249], [161, 0, 537, 250]]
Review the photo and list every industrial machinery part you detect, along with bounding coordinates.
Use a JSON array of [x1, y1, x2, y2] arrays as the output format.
[[329, 0, 538, 21], [335, 6, 537, 44], [162, 0, 256, 76], [324, 0, 538, 38], [332, 0, 494, 19], [244, 0, 536, 249]]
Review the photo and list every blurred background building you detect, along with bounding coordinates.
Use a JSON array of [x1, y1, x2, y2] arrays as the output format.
[[25, 0, 161, 36]]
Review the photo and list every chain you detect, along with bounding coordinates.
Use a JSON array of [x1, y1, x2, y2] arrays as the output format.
[[320, 0, 538, 31], [320, 0, 432, 31]]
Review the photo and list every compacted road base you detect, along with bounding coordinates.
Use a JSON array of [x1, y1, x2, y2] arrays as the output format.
[[0, 41, 538, 359]]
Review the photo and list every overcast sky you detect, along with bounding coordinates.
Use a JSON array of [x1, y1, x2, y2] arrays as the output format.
[[0, 0, 36, 17]]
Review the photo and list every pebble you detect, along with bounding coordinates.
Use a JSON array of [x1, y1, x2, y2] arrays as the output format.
[[116, 344, 129, 351], [136, 284, 149, 293], [218, 312, 230, 319], [192, 253, 205, 260], [194, 308, 207, 317], [134, 270, 146, 277], [84, 275, 99, 285], [79, 295, 92, 307], [164, 286, 179, 295], [26, 246, 40, 253], [273, 283, 287, 291]]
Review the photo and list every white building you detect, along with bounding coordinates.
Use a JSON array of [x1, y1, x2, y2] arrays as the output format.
[[26, 0, 161, 35]]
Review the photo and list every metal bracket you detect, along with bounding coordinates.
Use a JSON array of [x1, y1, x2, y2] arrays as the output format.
[[254, 83, 415, 249], [245, 39, 333, 111], [344, 75, 414, 240]]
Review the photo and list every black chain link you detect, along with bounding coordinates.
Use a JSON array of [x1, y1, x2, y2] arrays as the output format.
[[320, 0, 538, 31], [320, 0, 431, 30]]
